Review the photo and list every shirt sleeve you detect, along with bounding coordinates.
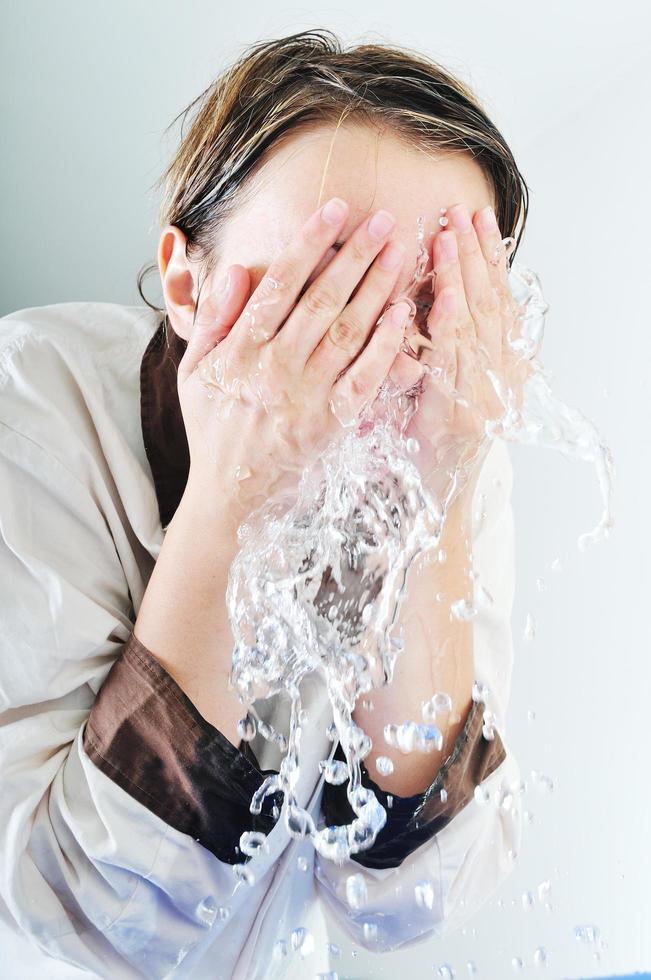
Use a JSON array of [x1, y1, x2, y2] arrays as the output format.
[[82, 629, 282, 865], [0, 417, 281, 978], [320, 694, 506, 870]]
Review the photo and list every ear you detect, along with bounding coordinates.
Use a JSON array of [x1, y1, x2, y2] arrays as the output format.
[[158, 225, 202, 342]]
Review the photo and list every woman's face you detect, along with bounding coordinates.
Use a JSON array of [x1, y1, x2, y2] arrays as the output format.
[[161, 120, 496, 339]]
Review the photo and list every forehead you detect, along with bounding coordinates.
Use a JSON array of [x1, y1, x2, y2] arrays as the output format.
[[221, 121, 494, 292]]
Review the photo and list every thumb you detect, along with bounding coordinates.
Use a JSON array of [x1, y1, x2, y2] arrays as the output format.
[[177, 264, 251, 386]]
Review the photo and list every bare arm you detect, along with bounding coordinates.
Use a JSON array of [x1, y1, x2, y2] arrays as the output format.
[[352, 493, 476, 797], [131, 476, 249, 748]]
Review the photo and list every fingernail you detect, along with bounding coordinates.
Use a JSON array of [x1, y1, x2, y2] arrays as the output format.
[[368, 210, 396, 240], [479, 205, 499, 232], [321, 197, 348, 225], [451, 204, 471, 232], [389, 300, 412, 325]]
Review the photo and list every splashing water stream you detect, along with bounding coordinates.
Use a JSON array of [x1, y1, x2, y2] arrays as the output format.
[[205, 213, 614, 878]]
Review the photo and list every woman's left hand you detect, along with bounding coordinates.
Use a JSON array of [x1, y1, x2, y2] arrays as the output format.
[[387, 202, 531, 513]]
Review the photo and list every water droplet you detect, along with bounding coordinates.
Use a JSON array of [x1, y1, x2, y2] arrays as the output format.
[[232, 863, 256, 886], [272, 938, 287, 960], [522, 890, 534, 909], [286, 806, 315, 839], [537, 880, 551, 902], [466, 962, 477, 976], [523, 613, 536, 643], [436, 964, 455, 979], [450, 598, 477, 621], [290, 926, 315, 957], [536, 577, 547, 592], [217, 905, 230, 921], [406, 437, 420, 453], [384, 719, 442, 753], [527, 708, 536, 724], [438, 216, 449, 227], [511, 956, 524, 971], [472, 681, 490, 703], [237, 713, 256, 742], [297, 855, 309, 872], [362, 921, 378, 943], [474, 784, 491, 806], [574, 924, 601, 944], [414, 879, 435, 910], [375, 755, 394, 776], [319, 759, 349, 785], [345, 873, 368, 910], [440, 787, 448, 803], [477, 585, 493, 607], [235, 463, 252, 481], [533, 946, 547, 966], [196, 897, 217, 925], [239, 831, 268, 858]]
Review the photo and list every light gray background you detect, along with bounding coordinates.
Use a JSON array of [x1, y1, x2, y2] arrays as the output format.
[[2, 2, 649, 978]]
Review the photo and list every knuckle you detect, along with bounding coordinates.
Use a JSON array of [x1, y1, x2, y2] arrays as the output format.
[[259, 259, 296, 297], [303, 283, 339, 317], [350, 238, 370, 264], [495, 283, 513, 309], [329, 311, 364, 349], [459, 235, 481, 257], [473, 291, 500, 319], [349, 372, 370, 400], [265, 342, 287, 373]]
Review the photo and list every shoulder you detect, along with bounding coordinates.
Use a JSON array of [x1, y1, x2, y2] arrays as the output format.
[[0, 300, 160, 372], [0, 300, 162, 472]]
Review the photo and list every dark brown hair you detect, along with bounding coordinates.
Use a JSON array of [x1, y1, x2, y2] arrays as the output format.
[[137, 28, 529, 329]]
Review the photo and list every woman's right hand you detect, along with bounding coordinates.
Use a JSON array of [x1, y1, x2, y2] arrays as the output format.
[[176, 197, 414, 518]]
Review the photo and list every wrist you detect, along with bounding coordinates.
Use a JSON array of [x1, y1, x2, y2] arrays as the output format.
[[177, 469, 252, 540]]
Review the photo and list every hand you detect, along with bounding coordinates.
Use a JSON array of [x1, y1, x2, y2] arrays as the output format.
[[175, 198, 414, 519], [394, 202, 531, 513]]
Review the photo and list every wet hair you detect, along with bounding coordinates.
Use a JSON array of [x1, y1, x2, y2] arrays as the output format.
[[137, 28, 529, 335]]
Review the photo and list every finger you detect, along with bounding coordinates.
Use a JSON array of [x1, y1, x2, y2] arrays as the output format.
[[177, 264, 251, 386], [229, 196, 351, 354], [447, 203, 501, 365], [472, 205, 510, 297], [303, 235, 407, 385], [387, 349, 425, 392], [281, 209, 402, 367], [422, 286, 458, 396], [431, 229, 474, 344], [329, 300, 413, 422]]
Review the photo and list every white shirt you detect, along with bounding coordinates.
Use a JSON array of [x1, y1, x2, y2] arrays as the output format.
[[0, 301, 522, 979]]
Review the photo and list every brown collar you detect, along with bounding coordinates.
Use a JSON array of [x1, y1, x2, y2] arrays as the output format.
[[139, 318, 190, 528]]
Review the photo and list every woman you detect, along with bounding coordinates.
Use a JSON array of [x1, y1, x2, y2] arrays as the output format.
[[0, 29, 527, 979]]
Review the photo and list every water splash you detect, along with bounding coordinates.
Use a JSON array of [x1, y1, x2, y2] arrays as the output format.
[[219, 211, 614, 869]]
